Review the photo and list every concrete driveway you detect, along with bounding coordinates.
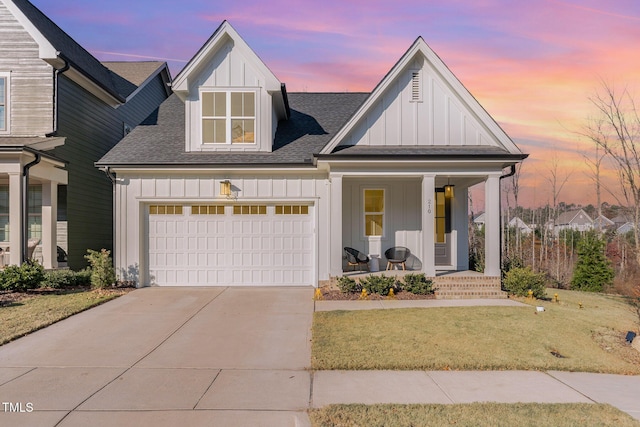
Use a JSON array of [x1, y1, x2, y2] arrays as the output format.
[[0, 287, 314, 427]]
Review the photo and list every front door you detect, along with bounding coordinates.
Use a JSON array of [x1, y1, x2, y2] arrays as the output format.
[[434, 189, 451, 266]]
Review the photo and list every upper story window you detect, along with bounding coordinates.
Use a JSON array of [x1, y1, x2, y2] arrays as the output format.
[[202, 91, 255, 144], [0, 73, 8, 133]]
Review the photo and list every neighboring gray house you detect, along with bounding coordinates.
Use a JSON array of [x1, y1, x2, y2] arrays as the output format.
[[553, 209, 593, 234], [97, 21, 526, 287], [0, 0, 171, 268], [508, 216, 532, 235], [616, 222, 634, 236], [592, 214, 614, 231]]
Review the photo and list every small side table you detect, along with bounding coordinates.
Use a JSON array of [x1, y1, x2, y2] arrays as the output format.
[[369, 254, 380, 272]]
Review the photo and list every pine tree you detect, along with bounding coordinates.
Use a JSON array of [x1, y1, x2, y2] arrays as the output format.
[[570, 232, 614, 292]]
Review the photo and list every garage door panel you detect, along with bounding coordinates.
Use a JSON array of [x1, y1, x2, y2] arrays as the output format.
[[149, 204, 314, 286]]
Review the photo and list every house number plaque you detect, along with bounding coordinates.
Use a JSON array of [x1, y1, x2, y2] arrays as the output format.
[[427, 198, 432, 214]]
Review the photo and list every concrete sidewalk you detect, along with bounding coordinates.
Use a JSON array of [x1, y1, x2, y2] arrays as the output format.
[[0, 288, 639, 426], [312, 370, 640, 420]]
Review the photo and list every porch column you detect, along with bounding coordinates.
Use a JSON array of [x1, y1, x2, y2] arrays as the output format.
[[484, 174, 501, 276], [422, 174, 436, 277], [329, 173, 343, 277], [41, 181, 58, 269], [8, 172, 22, 266]]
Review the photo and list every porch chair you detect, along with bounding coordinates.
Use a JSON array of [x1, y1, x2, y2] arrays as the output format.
[[27, 238, 40, 260], [385, 246, 410, 270], [344, 247, 370, 272]]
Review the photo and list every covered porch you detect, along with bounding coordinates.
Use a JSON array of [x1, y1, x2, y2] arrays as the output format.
[[0, 149, 67, 269], [329, 169, 504, 280]]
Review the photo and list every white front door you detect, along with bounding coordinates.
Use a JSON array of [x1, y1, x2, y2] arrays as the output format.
[[147, 203, 314, 286]]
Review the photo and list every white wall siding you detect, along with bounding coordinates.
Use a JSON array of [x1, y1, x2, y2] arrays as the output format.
[[342, 178, 422, 268], [185, 38, 274, 153], [338, 57, 497, 149], [114, 173, 329, 285]]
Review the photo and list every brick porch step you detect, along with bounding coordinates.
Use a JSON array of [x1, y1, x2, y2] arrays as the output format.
[[433, 275, 507, 299]]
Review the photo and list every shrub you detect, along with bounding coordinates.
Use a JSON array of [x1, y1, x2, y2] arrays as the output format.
[[503, 266, 546, 299], [0, 261, 45, 292], [401, 273, 435, 295], [85, 249, 116, 289], [360, 274, 398, 296], [571, 232, 614, 292], [336, 276, 361, 293], [41, 268, 92, 289]]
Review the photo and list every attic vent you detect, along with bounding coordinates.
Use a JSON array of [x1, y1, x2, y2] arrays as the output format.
[[411, 71, 422, 102]]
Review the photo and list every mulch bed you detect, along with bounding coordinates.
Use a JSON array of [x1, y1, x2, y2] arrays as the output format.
[[319, 287, 436, 301]]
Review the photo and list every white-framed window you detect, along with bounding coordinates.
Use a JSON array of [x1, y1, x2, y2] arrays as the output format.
[[0, 72, 9, 133], [364, 189, 384, 237], [201, 90, 256, 144]]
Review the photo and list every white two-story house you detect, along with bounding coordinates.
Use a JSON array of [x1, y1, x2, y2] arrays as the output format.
[[97, 21, 527, 287]]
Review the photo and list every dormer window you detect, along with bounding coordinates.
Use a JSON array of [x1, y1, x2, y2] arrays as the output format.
[[202, 90, 255, 144]]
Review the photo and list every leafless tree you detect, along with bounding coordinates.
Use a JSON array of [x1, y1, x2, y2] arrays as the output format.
[[581, 81, 640, 265]]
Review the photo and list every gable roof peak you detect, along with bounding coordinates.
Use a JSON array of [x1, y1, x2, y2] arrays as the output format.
[[172, 20, 282, 97]]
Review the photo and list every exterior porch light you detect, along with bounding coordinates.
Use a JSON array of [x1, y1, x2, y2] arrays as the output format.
[[220, 180, 232, 197], [444, 182, 454, 199]]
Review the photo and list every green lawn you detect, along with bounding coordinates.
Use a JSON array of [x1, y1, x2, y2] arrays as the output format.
[[309, 403, 640, 427], [312, 289, 640, 373], [0, 289, 126, 345]]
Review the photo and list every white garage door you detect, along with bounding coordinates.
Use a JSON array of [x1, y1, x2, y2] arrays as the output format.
[[148, 203, 314, 286]]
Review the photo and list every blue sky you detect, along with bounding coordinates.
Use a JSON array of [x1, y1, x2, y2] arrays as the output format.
[[29, 0, 640, 207]]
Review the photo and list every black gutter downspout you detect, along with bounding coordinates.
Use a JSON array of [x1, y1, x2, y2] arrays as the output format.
[[46, 54, 69, 137], [498, 165, 517, 276], [22, 154, 42, 264]]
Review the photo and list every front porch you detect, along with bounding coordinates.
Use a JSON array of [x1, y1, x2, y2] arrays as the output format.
[[0, 150, 67, 269], [329, 171, 503, 282]]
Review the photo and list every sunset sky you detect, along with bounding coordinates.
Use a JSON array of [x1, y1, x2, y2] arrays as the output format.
[[30, 0, 640, 209]]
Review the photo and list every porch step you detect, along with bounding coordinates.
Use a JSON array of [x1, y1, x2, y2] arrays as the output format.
[[433, 275, 507, 299]]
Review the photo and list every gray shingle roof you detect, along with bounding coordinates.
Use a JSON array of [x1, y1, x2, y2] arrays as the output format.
[[102, 62, 166, 97], [12, 0, 158, 102], [97, 92, 370, 167]]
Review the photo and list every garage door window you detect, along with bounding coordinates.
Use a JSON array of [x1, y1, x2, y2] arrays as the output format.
[[233, 205, 267, 215], [275, 205, 309, 215], [192, 205, 225, 215], [149, 205, 183, 215]]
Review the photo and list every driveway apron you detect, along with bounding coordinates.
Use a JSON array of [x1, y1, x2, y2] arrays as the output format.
[[0, 287, 314, 427]]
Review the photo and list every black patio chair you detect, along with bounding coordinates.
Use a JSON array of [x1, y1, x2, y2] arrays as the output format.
[[344, 247, 370, 271], [385, 246, 410, 270]]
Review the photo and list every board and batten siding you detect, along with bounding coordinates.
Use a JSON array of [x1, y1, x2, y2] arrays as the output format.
[[54, 73, 169, 269], [0, 2, 53, 135], [113, 173, 330, 286], [338, 58, 496, 148], [184, 38, 274, 153], [342, 178, 423, 269]]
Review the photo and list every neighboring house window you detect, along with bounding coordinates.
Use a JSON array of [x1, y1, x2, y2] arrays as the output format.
[[0, 185, 8, 242], [364, 189, 384, 236], [202, 91, 255, 144], [28, 185, 42, 240], [0, 73, 8, 132]]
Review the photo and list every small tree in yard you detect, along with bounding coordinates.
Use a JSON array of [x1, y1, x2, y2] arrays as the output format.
[[571, 232, 614, 292], [85, 249, 116, 289]]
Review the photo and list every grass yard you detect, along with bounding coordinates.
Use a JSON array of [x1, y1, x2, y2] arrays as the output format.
[[309, 403, 640, 427], [312, 289, 640, 373], [0, 289, 127, 345]]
